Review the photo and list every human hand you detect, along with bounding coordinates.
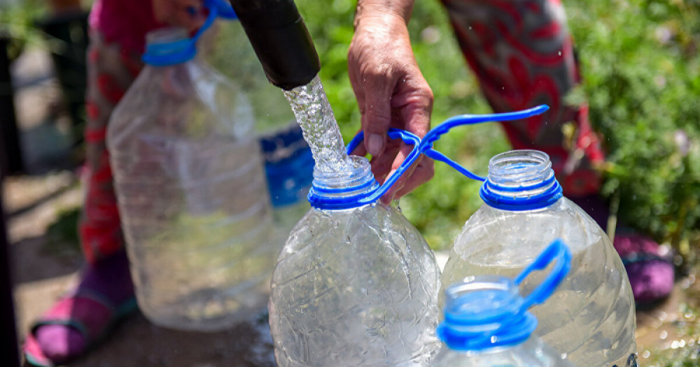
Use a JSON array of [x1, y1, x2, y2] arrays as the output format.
[[348, 9, 434, 203], [152, 0, 207, 32]]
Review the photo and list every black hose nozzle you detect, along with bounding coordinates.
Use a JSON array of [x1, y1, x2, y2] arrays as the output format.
[[228, 0, 321, 90]]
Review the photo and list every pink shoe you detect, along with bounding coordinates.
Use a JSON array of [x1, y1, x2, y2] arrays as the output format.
[[23, 290, 137, 366], [613, 231, 675, 306]]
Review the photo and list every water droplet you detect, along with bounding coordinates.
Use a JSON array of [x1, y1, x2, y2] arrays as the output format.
[[660, 330, 668, 339], [641, 350, 651, 358], [558, 51, 562, 56]]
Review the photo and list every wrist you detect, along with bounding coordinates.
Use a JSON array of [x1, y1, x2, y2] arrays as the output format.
[[355, 0, 414, 28]]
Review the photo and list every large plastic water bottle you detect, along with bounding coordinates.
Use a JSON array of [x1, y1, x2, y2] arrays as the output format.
[[108, 3, 276, 331], [421, 109, 637, 366], [433, 240, 576, 367], [268, 131, 440, 367], [437, 150, 637, 366]]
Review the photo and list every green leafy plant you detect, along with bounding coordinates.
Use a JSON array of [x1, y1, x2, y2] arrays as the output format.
[[566, 0, 700, 250]]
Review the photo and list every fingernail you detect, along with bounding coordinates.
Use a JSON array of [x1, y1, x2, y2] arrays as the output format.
[[367, 134, 384, 156]]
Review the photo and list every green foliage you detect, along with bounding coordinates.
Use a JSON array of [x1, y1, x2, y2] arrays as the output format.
[[0, 0, 47, 60], [566, 0, 700, 247], [0, 1, 46, 41]]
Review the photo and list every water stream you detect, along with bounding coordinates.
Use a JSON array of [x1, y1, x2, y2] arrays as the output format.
[[283, 75, 352, 173]]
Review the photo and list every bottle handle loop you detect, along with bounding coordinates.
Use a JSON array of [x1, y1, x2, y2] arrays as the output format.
[[143, 0, 237, 66], [345, 105, 550, 200], [515, 239, 572, 310]]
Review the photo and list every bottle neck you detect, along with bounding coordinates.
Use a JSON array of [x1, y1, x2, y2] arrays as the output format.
[[438, 276, 536, 352], [143, 28, 196, 66], [480, 150, 563, 211], [308, 156, 380, 210]]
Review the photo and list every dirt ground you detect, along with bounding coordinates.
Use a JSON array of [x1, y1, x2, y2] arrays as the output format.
[[4, 173, 277, 367], [6, 47, 700, 367]]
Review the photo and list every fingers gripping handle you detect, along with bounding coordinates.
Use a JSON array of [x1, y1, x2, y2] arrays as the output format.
[[345, 105, 550, 200], [346, 128, 423, 205]]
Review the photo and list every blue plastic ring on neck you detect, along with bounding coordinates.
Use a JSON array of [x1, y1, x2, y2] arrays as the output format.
[[307, 182, 381, 210], [480, 173, 563, 211], [142, 39, 198, 66]]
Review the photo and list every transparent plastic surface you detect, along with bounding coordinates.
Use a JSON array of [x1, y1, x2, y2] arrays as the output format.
[[108, 34, 275, 331], [432, 338, 574, 367], [440, 152, 637, 367], [269, 157, 440, 367], [209, 20, 298, 136]]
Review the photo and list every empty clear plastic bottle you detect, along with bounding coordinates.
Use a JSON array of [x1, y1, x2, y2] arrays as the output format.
[[439, 150, 637, 367], [433, 240, 576, 367], [209, 16, 314, 243], [108, 20, 276, 331], [268, 150, 440, 366]]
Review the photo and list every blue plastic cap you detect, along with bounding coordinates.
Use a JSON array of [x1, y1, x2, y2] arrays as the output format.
[[437, 239, 572, 352]]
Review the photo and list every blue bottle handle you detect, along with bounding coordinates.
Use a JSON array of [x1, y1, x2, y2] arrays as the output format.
[[447, 238, 572, 351], [514, 239, 572, 310], [345, 105, 550, 202], [421, 105, 550, 181], [345, 128, 422, 205], [192, 0, 238, 41], [143, 0, 237, 66]]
